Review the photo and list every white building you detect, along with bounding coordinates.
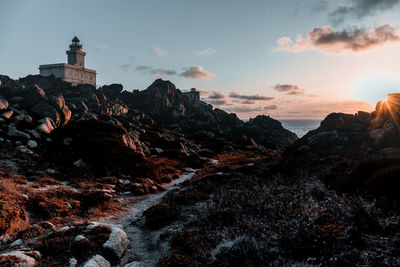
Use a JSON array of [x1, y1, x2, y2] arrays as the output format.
[[39, 37, 96, 86]]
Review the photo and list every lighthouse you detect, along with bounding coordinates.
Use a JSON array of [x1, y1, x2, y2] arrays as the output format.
[[39, 37, 97, 86]]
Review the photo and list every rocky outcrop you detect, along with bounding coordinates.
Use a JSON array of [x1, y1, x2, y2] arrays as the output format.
[[286, 94, 400, 158]]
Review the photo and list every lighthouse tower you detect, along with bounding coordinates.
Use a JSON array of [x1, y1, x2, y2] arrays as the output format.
[[66, 36, 86, 67]]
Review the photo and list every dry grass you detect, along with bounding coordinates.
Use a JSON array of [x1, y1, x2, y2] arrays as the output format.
[[0, 178, 29, 236]]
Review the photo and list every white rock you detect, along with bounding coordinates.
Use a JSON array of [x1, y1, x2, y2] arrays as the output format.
[[151, 185, 157, 191], [69, 257, 78, 267], [74, 234, 87, 242], [27, 140, 38, 148], [103, 226, 128, 259], [185, 167, 196, 172], [83, 254, 111, 267], [9, 239, 23, 248]]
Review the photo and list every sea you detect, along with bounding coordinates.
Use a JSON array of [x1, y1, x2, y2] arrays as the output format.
[[280, 119, 321, 138]]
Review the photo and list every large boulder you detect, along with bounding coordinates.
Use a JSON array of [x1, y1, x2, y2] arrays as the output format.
[[102, 226, 128, 259]]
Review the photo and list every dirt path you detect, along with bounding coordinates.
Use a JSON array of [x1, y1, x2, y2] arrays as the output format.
[[102, 170, 197, 267]]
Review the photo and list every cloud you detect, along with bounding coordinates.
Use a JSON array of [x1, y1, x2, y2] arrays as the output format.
[[150, 69, 177, 77], [153, 47, 166, 56], [264, 105, 278, 110], [329, 0, 400, 24], [208, 100, 227, 106], [229, 92, 274, 101], [135, 65, 176, 77], [180, 66, 215, 80], [276, 24, 400, 54], [242, 100, 256, 105], [93, 43, 109, 50], [208, 91, 226, 100], [197, 89, 209, 95], [136, 65, 152, 71], [273, 84, 305, 96], [226, 106, 264, 113], [120, 64, 131, 70], [194, 48, 217, 56]]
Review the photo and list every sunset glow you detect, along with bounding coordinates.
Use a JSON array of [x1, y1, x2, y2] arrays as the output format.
[[1, 0, 400, 119]]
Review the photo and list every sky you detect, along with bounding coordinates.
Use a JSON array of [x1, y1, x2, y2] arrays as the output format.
[[1, 0, 400, 119]]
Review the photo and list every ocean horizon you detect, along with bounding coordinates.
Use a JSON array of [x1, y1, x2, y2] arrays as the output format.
[[280, 119, 321, 138], [241, 118, 321, 138]]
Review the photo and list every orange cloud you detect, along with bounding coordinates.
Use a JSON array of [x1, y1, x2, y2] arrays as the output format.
[[180, 66, 215, 80]]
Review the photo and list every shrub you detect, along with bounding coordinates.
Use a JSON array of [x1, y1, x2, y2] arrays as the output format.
[[144, 203, 178, 229]]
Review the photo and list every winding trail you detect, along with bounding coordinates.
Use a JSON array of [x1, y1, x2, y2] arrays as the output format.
[[102, 170, 197, 267]]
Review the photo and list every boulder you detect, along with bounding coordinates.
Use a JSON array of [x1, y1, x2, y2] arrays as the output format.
[[0, 250, 40, 267], [37, 117, 56, 134], [102, 226, 128, 259]]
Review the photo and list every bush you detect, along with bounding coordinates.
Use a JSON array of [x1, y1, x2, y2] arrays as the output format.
[[144, 203, 178, 229]]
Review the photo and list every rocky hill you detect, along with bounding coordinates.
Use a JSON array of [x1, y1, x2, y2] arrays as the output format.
[[0, 74, 296, 266], [2, 73, 400, 266]]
